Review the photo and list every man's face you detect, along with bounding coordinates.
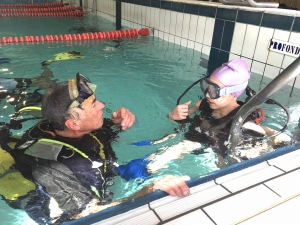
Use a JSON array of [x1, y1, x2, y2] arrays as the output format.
[[76, 95, 105, 132]]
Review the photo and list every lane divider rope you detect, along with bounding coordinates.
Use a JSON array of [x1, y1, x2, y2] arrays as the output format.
[[0, 6, 82, 12], [0, 28, 150, 44], [0, 3, 69, 8], [1, 11, 84, 17]]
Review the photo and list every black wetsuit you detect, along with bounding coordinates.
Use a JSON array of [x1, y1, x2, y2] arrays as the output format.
[[184, 99, 260, 156], [9, 118, 120, 224]]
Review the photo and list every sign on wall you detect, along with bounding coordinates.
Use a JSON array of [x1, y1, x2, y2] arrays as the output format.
[[269, 39, 300, 58]]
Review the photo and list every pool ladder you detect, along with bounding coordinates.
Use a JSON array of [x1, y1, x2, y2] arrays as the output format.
[[227, 56, 300, 161], [219, 0, 279, 8]]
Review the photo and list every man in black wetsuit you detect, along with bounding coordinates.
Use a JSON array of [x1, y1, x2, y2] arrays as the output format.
[[5, 73, 190, 224]]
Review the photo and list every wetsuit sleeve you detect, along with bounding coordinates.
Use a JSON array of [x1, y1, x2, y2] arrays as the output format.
[[30, 160, 93, 215], [24, 185, 53, 225]]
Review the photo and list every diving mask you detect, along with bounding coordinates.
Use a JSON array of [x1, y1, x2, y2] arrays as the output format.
[[68, 73, 97, 110], [199, 78, 248, 99]]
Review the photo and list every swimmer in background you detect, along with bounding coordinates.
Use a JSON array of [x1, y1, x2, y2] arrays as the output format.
[[145, 58, 292, 172]]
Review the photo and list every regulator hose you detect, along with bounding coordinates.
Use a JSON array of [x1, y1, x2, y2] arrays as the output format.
[[177, 81, 290, 140], [258, 98, 290, 139], [176, 78, 202, 105], [245, 86, 290, 140]]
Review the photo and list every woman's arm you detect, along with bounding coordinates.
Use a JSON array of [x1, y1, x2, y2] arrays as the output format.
[[242, 122, 291, 144]]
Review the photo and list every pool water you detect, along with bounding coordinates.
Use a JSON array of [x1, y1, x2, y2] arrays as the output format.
[[1, 12, 300, 225]]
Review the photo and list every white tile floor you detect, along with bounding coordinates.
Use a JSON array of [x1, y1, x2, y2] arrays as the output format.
[[88, 147, 300, 225]]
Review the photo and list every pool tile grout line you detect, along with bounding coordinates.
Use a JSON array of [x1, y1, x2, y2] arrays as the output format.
[[263, 183, 282, 197], [219, 183, 232, 194], [272, 164, 288, 173], [144, 195, 163, 223], [157, 207, 218, 225]]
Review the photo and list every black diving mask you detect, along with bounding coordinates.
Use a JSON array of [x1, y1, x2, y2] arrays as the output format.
[[199, 78, 248, 99], [200, 78, 221, 99], [68, 73, 97, 110]]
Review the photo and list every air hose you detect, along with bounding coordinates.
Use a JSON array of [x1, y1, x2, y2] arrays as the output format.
[[254, 98, 290, 140], [176, 78, 202, 105], [177, 81, 291, 140], [9, 106, 42, 130], [245, 86, 290, 140]]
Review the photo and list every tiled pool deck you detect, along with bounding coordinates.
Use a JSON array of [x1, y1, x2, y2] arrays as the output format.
[[65, 142, 300, 225]]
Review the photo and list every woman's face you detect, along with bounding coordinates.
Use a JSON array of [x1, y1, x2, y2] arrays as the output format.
[[206, 76, 235, 110]]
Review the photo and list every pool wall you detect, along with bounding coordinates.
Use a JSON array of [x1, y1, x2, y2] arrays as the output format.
[[68, 0, 300, 95]]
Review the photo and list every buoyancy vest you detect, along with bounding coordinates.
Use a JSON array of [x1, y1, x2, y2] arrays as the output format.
[[13, 118, 119, 220], [184, 99, 262, 156]]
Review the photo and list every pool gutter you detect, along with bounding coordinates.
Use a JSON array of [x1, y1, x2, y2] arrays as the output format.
[[64, 142, 300, 225]]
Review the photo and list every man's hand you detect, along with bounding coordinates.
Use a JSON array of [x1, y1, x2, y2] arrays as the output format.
[[168, 101, 191, 120], [153, 175, 190, 197], [111, 107, 135, 130]]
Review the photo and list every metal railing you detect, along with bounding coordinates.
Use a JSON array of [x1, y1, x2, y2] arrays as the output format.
[[227, 56, 300, 161], [219, 0, 279, 8]]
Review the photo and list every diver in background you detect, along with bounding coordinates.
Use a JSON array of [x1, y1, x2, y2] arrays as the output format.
[[0, 73, 190, 225], [0, 67, 50, 113], [0, 51, 84, 112]]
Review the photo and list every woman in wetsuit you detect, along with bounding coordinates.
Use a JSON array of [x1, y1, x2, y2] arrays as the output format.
[[170, 58, 254, 156], [146, 59, 291, 172]]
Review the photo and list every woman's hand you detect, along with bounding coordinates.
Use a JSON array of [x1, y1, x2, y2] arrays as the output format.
[[168, 101, 191, 120], [111, 107, 135, 130]]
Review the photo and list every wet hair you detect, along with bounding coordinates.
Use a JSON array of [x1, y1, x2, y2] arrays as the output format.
[[41, 82, 73, 131]]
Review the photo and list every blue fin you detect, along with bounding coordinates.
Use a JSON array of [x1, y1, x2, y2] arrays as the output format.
[[132, 140, 152, 146], [116, 155, 151, 182]]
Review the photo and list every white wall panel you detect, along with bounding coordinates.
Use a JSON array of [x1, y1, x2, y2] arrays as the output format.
[[203, 18, 215, 47], [241, 24, 259, 59], [230, 22, 246, 56], [253, 27, 274, 63]]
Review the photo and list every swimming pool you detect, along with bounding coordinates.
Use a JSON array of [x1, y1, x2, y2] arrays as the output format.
[[0, 8, 300, 225]]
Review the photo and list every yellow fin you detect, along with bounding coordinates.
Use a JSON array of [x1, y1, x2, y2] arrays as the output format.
[[0, 147, 15, 175], [0, 172, 35, 200]]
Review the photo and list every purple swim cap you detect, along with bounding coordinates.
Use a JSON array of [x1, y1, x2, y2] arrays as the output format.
[[211, 59, 251, 97]]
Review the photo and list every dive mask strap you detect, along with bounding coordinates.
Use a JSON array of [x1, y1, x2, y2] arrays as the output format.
[[219, 81, 248, 96], [68, 73, 97, 110]]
